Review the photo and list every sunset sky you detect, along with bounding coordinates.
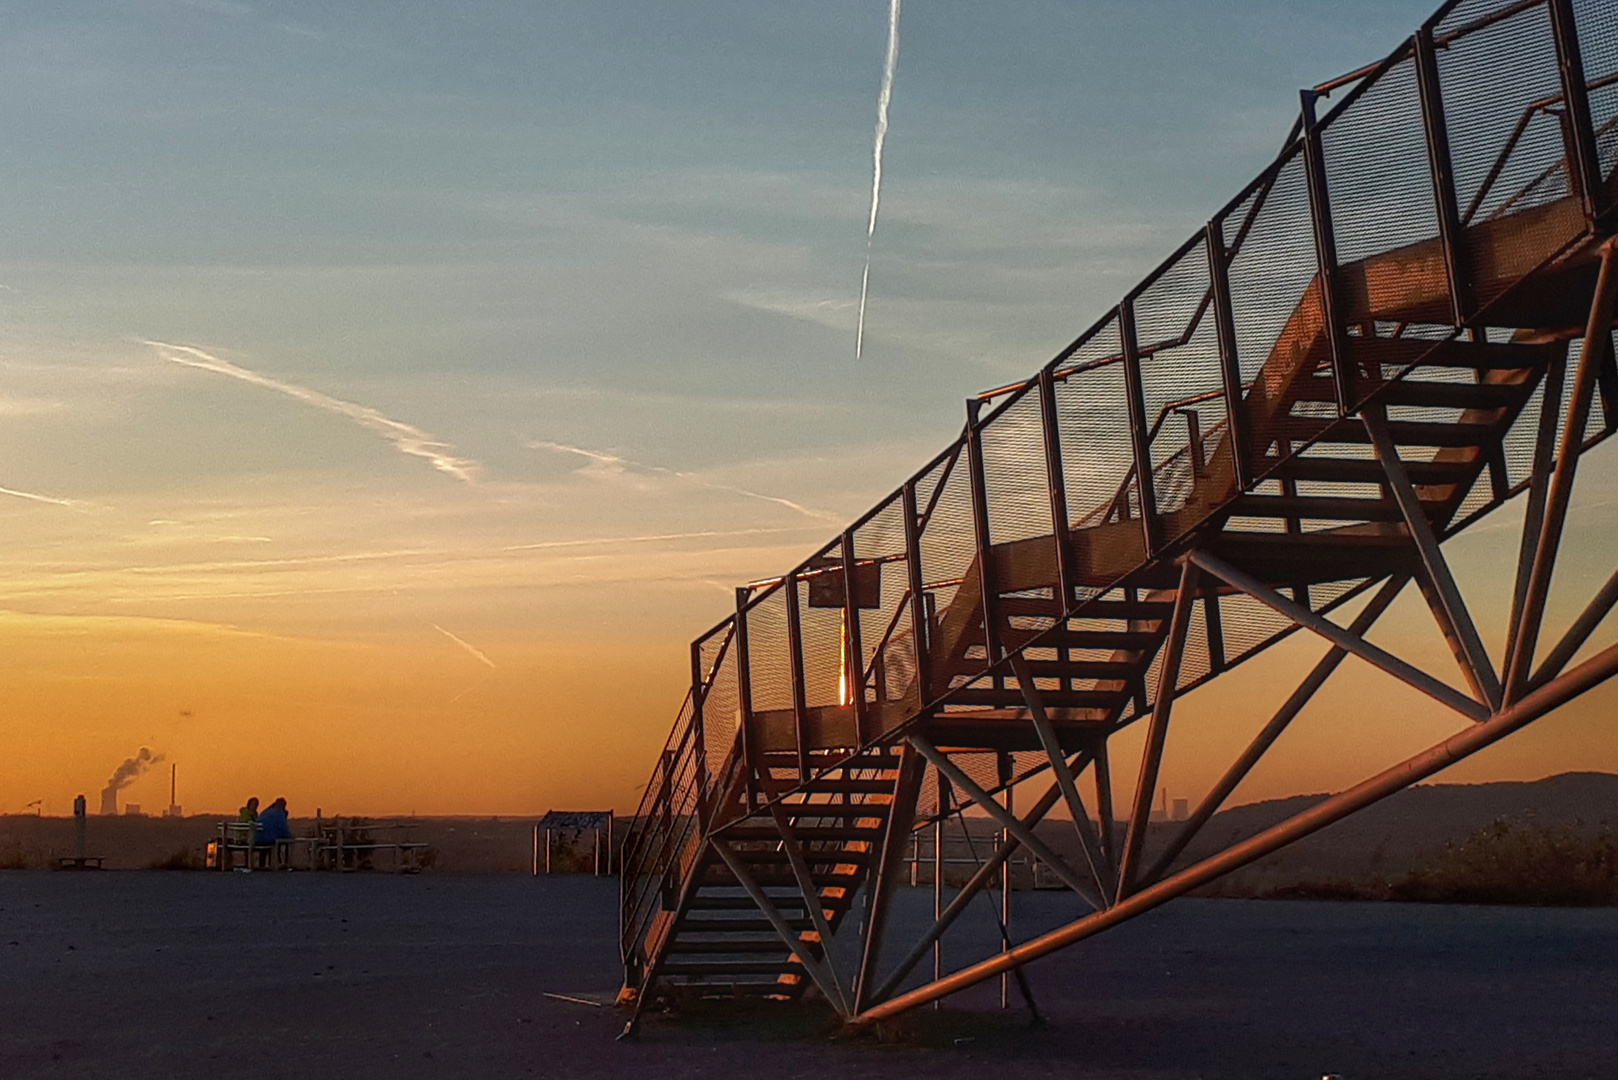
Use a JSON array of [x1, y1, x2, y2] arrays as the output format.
[[2, 0, 1616, 818]]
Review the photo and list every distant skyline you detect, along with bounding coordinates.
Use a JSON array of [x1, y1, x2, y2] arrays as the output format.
[[2, 0, 1615, 816]]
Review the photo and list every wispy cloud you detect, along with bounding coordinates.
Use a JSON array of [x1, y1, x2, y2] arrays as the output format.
[[501, 526, 803, 553], [526, 440, 842, 523], [148, 341, 480, 483], [0, 485, 76, 508], [434, 624, 497, 670]]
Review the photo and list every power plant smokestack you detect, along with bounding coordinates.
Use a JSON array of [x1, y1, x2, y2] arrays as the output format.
[[100, 747, 163, 816]]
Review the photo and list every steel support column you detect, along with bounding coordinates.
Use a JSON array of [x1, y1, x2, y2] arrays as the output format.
[[1117, 561, 1198, 898], [711, 841, 850, 1016], [1119, 301, 1160, 554], [854, 744, 925, 1011], [851, 642, 1618, 1026], [909, 735, 1105, 910], [1365, 405, 1501, 710], [1140, 575, 1409, 886], [866, 755, 1089, 1005], [1549, 0, 1602, 221], [1207, 219, 1254, 488], [1009, 651, 1115, 901], [1507, 238, 1618, 700]]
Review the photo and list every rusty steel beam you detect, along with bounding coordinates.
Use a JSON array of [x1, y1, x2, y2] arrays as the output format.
[[1507, 238, 1618, 701], [851, 641, 1618, 1025], [1190, 551, 1489, 721]]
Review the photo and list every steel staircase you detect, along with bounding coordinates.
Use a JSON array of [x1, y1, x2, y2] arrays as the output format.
[[619, 0, 1618, 1029]]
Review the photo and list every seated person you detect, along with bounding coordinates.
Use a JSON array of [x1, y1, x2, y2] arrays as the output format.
[[256, 797, 292, 845]]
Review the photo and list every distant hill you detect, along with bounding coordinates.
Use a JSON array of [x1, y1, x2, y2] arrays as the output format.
[[1176, 771, 1618, 896]]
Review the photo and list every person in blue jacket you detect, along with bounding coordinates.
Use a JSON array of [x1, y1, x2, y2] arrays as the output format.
[[256, 797, 292, 845]]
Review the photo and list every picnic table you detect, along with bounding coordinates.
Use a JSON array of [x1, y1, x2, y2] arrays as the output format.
[[207, 817, 427, 872]]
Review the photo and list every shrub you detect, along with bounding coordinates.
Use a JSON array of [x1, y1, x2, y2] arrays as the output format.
[[1393, 820, 1618, 906]]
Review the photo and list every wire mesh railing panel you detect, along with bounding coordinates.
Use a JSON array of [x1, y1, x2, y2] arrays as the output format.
[[851, 496, 919, 707], [1053, 356, 1140, 546], [703, 631, 742, 765], [1320, 55, 1446, 318], [799, 539, 848, 710], [1223, 149, 1328, 460], [980, 389, 1056, 547], [1437, 0, 1522, 38], [916, 443, 983, 679], [743, 583, 792, 715], [1574, 0, 1618, 204], [1132, 237, 1232, 537], [1440, 2, 1583, 305]]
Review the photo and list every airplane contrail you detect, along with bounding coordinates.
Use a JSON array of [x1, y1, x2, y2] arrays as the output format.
[[527, 440, 843, 523], [501, 527, 800, 553], [855, 0, 901, 362], [148, 341, 480, 483], [0, 485, 74, 508], [434, 624, 497, 670]]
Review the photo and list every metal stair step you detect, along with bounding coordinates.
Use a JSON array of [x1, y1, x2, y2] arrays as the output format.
[[1266, 455, 1472, 484], [725, 826, 883, 842], [1402, 339, 1551, 370], [661, 960, 806, 976], [664, 940, 795, 954], [795, 778, 901, 794], [677, 918, 814, 933], [687, 895, 812, 911], [719, 848, 873, 867], [1281, 418, 1496, 448], [1229, 493, 1409, 521], [1008, 657, 1141, 679], [1291, 376, 1522, 409], [945, 686, 1132, 709]]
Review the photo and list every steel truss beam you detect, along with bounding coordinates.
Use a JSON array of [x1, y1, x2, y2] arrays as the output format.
[[909, 736, 1105, 911], [852, 641, 1618, 1025], [1139, 574, 1410, 887], [864, 751, 1092, 1005], [1189, 551, 1490, 721], [1008, 652, 1114, 902], [1365, 406, 1502, 710], [1118, 562, 1199, 899], [710, 840, 850, 1016], [1507, 237, 1618, 701]]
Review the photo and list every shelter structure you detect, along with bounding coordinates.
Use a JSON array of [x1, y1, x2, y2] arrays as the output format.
[[535, 811, 614, 876], [619, 0, 1618, 1033]]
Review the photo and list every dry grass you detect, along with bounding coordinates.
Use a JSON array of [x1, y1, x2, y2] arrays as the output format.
[[1392, 820, 1618, 906]]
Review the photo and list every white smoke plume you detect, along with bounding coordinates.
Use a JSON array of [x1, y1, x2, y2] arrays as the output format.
[[855, 0, 901, 362], [148, 341, 480, 483], [100, 747, 164, 815]]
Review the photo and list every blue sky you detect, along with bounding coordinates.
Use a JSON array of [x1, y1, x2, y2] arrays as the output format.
[[10, 0, 1614, 814]]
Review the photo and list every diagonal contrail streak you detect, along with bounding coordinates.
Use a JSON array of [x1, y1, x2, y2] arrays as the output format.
[[855, 0, 901, 362], [0, 485, 75, 507], [148, 341, 480, 483], [434, 624, 497, 670], [527, 440, 843, 523]]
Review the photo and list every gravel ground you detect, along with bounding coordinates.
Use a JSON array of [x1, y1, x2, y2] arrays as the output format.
[[1, 872, 1614, 1079]]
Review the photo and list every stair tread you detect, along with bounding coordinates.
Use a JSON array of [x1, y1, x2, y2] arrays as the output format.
[[661, 960, 806, 975], [1229, 493, 1410, 521], [1266, 455, 1472, 483], [1281, 418, 1497, 447]]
